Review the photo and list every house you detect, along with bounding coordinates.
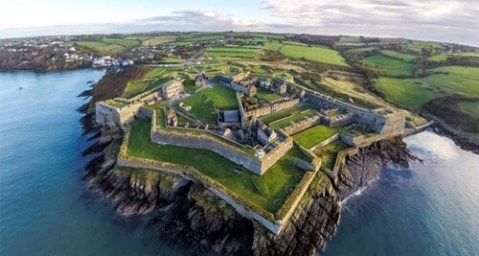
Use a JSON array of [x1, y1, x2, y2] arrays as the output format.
[[218, 110, 241, 128], [257, 123, 277, 146], [274, 81, 287, 95], [166, 109, 178, 126], [161, 80, 184, 99]]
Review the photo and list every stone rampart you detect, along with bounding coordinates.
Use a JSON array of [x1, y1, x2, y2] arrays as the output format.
[[281, 115, 321, 136]]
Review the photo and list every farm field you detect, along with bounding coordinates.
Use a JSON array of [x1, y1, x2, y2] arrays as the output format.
[[361, 54, 414, 77], [142, 35, 177, 46], [263, 41, 284, 51], [65, 41, 125, 54], [416, 66, 479, 97], [206, 47, 258, 58], [101, 37, 140, 48], [293, 125, 339, 149], [178, 85, 238, 124], [380, 50, 417, 62], [127, 120, 307, 212], [280, 44, 349, 66], [429, 52, 479, 62], [373, 77, 439, 109]]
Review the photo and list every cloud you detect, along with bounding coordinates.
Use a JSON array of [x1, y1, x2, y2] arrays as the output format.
[[262, 0, 479, 45]]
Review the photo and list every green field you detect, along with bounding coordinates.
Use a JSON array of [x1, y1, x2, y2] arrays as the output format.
[[261, 106, 312, 125], [417, 66, 479, 97], [206, 47, 258, 58], [126, 120, 307, 212], [279, 44, 349, 66], [380, 50, 417, 62], [142, 35, 177, 46], [373, 77, 439, 109], [362, 54, 414, 77], [66, 41, 125, 54], [293, 125, 339, 149], [101, 37, 140, 48], [347, 47, 378, 54], [179, 85, 238, 124], [459, 101, 479, 118], [256, 87, 282, 101], [429, 52, 479, 62], [263, 41, 284, 51]]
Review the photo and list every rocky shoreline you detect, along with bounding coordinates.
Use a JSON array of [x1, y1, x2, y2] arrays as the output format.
[[79, 105, 417, 256]]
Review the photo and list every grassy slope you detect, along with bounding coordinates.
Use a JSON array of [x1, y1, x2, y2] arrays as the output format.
[[280, 44, 349, 66], [380, 50, 417, 62], [293, 125, 339, 148], [459, 101, 479, 118], [362, 54, 414, 77], [418, 66, 479, 97], [373, 77, 439, 109], [127, 120, 306, 212]]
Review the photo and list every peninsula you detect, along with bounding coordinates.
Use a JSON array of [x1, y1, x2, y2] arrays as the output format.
[[76, 32, 478, 255]]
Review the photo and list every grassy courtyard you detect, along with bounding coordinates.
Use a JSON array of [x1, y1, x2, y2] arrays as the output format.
[[318, 141, 349, 170], [293, 125, 339, 149], [126, 120, 307, 212], [256, 87, 282, 102], [178, 85, 238, 124], [260, 106, 316, 128]]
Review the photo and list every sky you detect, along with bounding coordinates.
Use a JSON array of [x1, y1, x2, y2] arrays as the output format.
[[0, 0, 477, 46]]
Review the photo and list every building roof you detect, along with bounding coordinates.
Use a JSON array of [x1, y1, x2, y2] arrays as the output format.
[[219, 76, 233, 84], [223, 110, 240, 122]]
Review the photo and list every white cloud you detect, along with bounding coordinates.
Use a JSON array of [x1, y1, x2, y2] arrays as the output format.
[[262, 0, 479, 45]]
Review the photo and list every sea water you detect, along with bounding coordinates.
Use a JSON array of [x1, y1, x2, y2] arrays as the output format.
[[324, 131, 479, 256]]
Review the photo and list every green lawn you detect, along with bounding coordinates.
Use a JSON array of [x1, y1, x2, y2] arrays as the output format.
[[279, 44, 349, 66], [206, 47, 258, 58], [380, 50, 417, 62], [126, 120, 306, 212], [459, 101, 479, 118], [178, 85, 238, 124], [373, 77, 439, 109], [362, 54, 414, 77], [293, 125, 338, 149], [346, 47, 378, 54], [256, 87, 282, 102]]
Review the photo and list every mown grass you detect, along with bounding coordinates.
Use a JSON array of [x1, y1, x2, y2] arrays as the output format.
[[279, 44, 349, 66], [293, 125, 339, 149], [178, 85, 238, 124], [362, 54, 414, 77], [126, 120, 306, 212]]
